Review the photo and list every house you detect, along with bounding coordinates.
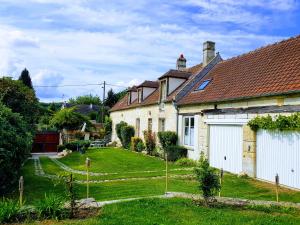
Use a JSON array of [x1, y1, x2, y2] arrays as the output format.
[[60, 103, 104, 143], [111, 35, 300, 190], [177, 35, 300, 189], [110, 50, 208, 150]]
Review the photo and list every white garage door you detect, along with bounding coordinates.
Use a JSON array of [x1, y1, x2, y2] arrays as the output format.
[[209, 125, 243, 174], [257, 130, 300, 189]]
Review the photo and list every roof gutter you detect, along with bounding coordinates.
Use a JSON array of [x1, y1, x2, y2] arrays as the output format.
[[178, 90, 300, 107]]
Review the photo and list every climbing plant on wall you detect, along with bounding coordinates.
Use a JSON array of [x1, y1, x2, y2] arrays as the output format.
[[248, 113, 300, 131]]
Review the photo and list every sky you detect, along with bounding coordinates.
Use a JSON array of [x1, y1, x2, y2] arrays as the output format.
[[0, 0, 299, 102]]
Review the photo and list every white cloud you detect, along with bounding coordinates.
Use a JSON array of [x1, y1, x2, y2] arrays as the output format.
[[0, 0, 298, 102]]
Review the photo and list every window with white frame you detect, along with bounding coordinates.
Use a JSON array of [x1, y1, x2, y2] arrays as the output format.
[[183, 116, 194, 146]]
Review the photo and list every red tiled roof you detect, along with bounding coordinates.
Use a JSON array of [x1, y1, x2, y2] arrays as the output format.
[[110, 64, 203, 112], [178, 35, 300, 106]]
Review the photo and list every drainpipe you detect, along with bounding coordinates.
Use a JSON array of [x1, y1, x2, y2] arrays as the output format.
[[172, 100, 179, 144]]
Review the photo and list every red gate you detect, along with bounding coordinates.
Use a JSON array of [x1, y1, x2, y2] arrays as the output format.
[[32, 132, 59, 153]]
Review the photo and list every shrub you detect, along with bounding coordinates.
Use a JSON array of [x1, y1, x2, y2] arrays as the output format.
[[136, 141, 145, 152], [175, 158, 197, 167], [194, 153, 220, 205], [120, 125, 135, 149], [36, 193, 67, 220], [65, 140, 90, 151], [158, 131, 178, 150], [165, 145, 187, 161], [131, 137, 143, 152], [143, 130, 156, 155], [104, 116, 112, 136], [0, 198, 20, 223], [0, 104, 32, 195], [57, 145, 66, 152], [116, 121, 127, 143]]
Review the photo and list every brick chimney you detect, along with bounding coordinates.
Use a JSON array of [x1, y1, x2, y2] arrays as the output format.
[[176, 54, 186, 71], [203, 41, 215, 66]]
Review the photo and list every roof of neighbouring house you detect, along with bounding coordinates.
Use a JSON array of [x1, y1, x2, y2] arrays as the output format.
[[178, 35, 300, 106], [110, 64, 203, 112], [158, 69, 192, 80], [63, 103, 101, 115]]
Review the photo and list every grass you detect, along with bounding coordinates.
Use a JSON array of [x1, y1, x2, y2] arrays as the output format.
[[16, 147, 300, 205], [15, 198, 300, 225], [58, 147, 186, 173], [40, 156, 192, 181]]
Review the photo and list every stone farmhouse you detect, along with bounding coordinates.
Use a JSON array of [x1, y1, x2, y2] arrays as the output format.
[[110, 35, 300, 190]]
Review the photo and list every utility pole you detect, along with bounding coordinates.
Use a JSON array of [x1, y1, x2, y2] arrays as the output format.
[[102, 81, 106, 123]]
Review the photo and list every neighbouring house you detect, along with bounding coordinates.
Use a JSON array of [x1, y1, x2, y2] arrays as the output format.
[[177, 35, 300, 189], [60, 103, 104, 143], [110, 48, 211, 149]]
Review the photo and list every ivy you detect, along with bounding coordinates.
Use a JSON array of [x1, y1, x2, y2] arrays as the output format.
[[248, 113, 300, 131]]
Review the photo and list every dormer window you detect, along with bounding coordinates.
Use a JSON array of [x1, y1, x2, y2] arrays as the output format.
[[160, 80, 167, 101]]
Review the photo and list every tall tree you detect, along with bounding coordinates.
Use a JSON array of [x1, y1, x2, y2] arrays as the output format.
[[19, 68, 33, 89], [0, 77, 39, 130], [104, 89, 118, 108], [69, 94, 102, 105], [50, 107, 92, 130]]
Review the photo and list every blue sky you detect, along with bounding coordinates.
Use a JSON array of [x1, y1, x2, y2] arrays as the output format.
[[0, 0, 299, 102]]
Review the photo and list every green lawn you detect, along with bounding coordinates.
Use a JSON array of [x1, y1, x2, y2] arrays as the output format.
[[17, 198, 300, 225], [16, 147, 300, 205], [40, 156, 192, 181], [58, 147, 186, 173]]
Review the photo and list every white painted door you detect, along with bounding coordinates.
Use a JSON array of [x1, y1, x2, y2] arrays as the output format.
[[209, 125, 243, 174], [257, 130, 300, 189]]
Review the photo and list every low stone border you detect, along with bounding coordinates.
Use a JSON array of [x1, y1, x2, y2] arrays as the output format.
[[166, 192, 300, 209]]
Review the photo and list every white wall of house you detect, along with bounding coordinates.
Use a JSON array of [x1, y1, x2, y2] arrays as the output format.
[[168, 78, 185, 95], [110, 102, 177, 144], [177, 94, 300, 189]]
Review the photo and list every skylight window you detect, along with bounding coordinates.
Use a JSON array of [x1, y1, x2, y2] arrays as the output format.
[[196, 80, 211, 91]]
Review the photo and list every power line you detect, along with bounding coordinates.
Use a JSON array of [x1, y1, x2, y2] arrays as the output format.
[[33, 83, 103, 88], [34, 82, 128, 89], [106, 83, 128, 88]]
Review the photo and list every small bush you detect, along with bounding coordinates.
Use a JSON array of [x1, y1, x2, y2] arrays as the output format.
[[65, 140, 90, 151], [143, 130, 156, 155], [158, 131, 178, 150], [131, 137, 143, 152], [0, 198, 20, 223], [36, 193, 67, 220], [175, 158, 197, 167], [116, 121, 128, 142], [120, 125, 135, 149], [57, 145, 66, 152], [194, 152, 220, 205], [165, 145, 187, 161], [136, 141, 145, 152]]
